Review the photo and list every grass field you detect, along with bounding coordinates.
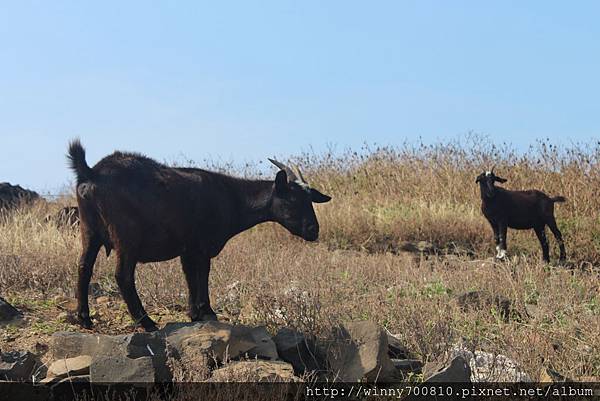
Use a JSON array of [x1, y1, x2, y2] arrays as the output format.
[[0, 136, 599, 381]]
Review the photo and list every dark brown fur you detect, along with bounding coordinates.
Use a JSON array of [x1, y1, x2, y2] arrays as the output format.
[[67, 140, 330, 331], [476, 170, 566, 263]]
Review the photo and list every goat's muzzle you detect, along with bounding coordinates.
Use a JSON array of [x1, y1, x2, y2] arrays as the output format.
[[303, 224, 319, 242]]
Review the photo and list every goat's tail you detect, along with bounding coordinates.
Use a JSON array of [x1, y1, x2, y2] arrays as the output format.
[[551, 196, 567, 203], [67, 139, 94, 183]]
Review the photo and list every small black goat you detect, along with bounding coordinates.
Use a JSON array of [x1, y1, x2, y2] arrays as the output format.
[[45, 206, 80, 228], [67, 140, 331, 332], [476, 168, 566, 263]]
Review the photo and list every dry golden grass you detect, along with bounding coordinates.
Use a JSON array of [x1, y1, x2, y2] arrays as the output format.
[[0, 137, 599, 383], [301, 138, 600, 264]]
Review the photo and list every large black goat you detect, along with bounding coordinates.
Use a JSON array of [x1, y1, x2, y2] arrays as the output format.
[[476, 168, 566, 263], [67, 140, 331, 332]]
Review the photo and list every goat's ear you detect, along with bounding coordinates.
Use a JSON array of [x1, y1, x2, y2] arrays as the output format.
[[495, 176, 507, 183], [274, 170, 288, 195], [310, 188, 331, 203], [475, 176, 481, 183]]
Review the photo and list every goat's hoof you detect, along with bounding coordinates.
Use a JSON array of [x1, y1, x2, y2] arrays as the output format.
[[142, 323, 158, 332], [139, 317, 158, 332], [200, 312, 218, 322], [495, 250, 507, 260], [79, 317, 93, 329], [190, 305, 218, 322], [142, 322, 159, 332], [191, 312, 218, 322]]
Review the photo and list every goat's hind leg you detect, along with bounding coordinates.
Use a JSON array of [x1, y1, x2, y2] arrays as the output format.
[[489, 221, 503, 259], [76, 237, 101, 329], [115, 252, 158, 332], [547, 218, 566, 262], [534, 226, 550, 263]]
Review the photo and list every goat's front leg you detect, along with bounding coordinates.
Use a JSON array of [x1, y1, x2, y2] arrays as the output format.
[[115, 252, 158, 332], [496, 222, 508, 259], [181, 252, 217, 322], [491, 222, 501, 257]]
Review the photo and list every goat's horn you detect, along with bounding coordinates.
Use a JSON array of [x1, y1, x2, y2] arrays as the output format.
[[293, 164, 307, 184], [491, 164, 496, 174], [268, 158, 298, 182]]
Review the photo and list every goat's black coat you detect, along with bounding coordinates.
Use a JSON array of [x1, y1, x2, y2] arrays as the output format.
[[67, 140, 331, 331], [476, 170, 566, 262]]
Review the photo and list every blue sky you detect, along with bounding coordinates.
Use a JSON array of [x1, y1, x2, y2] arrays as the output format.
[[1, 1, 599, 192]]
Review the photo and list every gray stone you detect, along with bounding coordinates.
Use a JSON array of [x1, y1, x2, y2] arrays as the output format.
[[164, 321, 249, 363], [50, 323, 282, 385], [51, 331, 170, 382], [209, 360, 299, 382], [425, 356, 471, 382], [54, 374, 90, 384], [126, 332, 166, 358], [241, 325, 278, 361], [51, 331, 167, 360], [163, 321, 234, 380], [0, 297, 22, 322], [46, 355, 91, 379], [39, 376, 62, 385], [327, 321, 397, 382], [0, 350, 36, 381], [91, 355, 155, 385], [386, 332, 413, 359], [273, 328, 324, 374], [163, 321, 281, 381], [391, 359, 423, 375], [121, 332, 170, 382], [449, 345, 531, 382], [163, 321, 278, 362], [50, 332, 127, 360]]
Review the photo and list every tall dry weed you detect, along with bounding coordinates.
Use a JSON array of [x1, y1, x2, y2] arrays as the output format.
[[0, 137, 598, 381]]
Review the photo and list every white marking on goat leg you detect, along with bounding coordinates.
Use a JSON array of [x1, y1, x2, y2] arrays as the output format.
[[496, 249, 507, 259], [146, 344, 155, 356]]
